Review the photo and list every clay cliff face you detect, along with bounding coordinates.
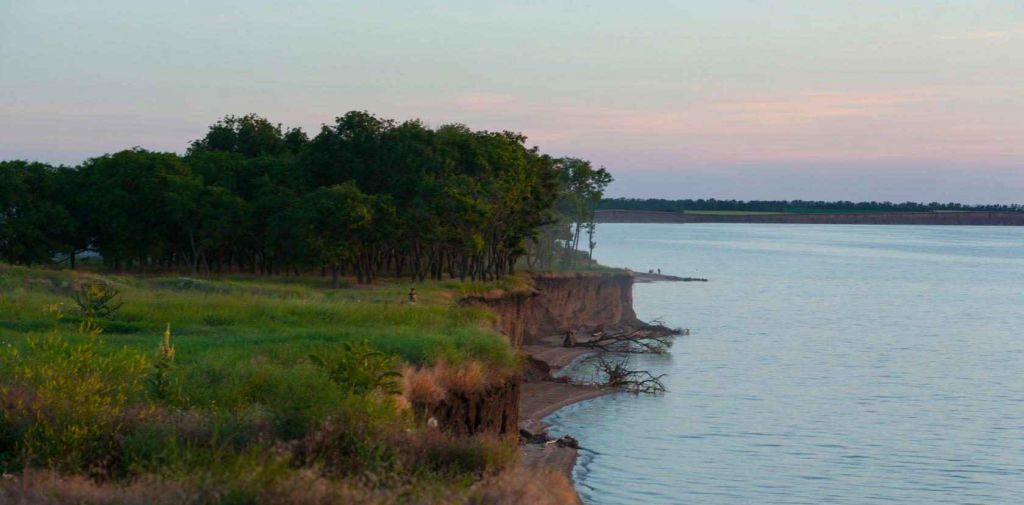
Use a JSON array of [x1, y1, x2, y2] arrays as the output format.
[[463, 272, 639, 346], [418, 376, 521, 438], [425, 272, 638, 438]]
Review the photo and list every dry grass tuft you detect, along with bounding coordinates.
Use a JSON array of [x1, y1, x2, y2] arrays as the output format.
[[446, 361, 488, 393], [0, 469, 187, 505], [403, 431, 518, 477], [0, 463, 577, 501], [0, 468, 407, 505], [470, 466, 581, 505], [402, 360, 508, 405], [1, 465, 579, 505], [403, 364, 448, 404]]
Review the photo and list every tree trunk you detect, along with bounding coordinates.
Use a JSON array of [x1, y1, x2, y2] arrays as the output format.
[[188, 230, 200, 275]]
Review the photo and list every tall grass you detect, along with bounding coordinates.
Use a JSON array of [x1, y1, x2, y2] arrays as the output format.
[[0, 263, 526, 502], [0, 264, 514, 369]]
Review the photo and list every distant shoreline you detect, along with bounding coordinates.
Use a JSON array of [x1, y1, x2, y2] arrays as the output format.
[[596, 209, 1024, 226]]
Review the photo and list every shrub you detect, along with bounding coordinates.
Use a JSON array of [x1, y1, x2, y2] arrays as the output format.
[[291, 395, 407, 479], [404, 431, 516, 477], [71, 279, 124, 319], [0, 324, 150, 473], [147, 324, 178, 403], [309, 341, 402, 396]]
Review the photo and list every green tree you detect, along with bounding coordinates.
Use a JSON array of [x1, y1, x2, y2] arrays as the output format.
[[0, 161, 74, 265], [0, 111, 575, 282], [188, 114, 306, 158], [272, 182, 373, 288], [552, 158, 612, 270], [77, 149, 198, 271]]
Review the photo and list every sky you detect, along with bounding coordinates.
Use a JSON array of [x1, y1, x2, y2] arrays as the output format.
[[1, 1, 1022, 203]]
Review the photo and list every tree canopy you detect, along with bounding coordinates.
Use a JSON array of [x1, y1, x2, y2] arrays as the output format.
[[0, 112, 614, 282]]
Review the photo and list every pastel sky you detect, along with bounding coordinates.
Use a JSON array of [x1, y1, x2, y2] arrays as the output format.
[[2, 1, 1022, 202]]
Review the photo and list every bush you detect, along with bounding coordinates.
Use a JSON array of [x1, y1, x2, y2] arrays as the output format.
[[147, 324, 178, 403], [71, 279, 124, 319], [309, 341, 402, 396], [0, 324, 149, 473], [405, 431, 516, 478], [291, 395, 407, 479]]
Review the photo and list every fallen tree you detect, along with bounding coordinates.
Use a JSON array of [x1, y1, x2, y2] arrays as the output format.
[[579, 354, 667, 394], [576, 320, 680, 354]]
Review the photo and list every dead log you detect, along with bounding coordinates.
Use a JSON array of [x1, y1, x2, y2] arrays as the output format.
[[577, 355, 667, 395], [579, 323, 679, 354]]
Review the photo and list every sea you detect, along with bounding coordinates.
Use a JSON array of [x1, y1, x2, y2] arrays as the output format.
[[547, 223, 1024, 505]]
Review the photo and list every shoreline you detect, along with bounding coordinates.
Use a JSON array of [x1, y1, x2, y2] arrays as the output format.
[[518, 338, 615, 481], [595, 208, 1024, 226], [632, 271, 708, 283], [466, 271, 649, 499], [509, 274, 683, 501]]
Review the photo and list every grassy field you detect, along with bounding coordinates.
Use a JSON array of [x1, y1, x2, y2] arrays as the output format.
[[0, 264, 573, 504], [0, 265, 521, 367]]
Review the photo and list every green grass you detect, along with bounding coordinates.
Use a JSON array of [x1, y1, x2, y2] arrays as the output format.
[[0, 263, 529, 497], [0, 264, 515, 370], [0, 263, 519, 449]]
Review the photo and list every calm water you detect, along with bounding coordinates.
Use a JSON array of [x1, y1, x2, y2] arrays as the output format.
[[547, 224, 1024, 505]]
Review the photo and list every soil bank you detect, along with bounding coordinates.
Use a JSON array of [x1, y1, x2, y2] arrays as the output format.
[[465, 273, 645, 481]]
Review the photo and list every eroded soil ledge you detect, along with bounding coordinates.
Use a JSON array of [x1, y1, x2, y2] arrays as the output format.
[[461, 272, 641, 347], [457, 272, 646, 482]]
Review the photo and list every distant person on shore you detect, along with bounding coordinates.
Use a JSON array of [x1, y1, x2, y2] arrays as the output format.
[[408, 287, 417, 304], [657, 268, 661, 275]]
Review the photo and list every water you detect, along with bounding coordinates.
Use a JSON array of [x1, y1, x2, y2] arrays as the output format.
[[546, 224, 1024, 505]]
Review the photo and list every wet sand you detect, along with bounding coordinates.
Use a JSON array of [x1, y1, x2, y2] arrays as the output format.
[[518, 336, 614, 477]]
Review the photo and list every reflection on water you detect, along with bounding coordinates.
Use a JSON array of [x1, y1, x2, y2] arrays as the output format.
[[546, 224, 1024, 505]]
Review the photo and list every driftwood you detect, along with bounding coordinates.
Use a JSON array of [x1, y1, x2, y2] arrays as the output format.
[[577, 320, 680, 354], [632, 272, 709, 283], [562, 320, 680, 395], [580, 354, 667, 394]]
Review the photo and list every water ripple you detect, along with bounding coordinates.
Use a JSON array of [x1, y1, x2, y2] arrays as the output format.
[[546, 224, 1024, 505]]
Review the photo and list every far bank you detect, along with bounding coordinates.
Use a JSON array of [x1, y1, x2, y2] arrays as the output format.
[[596, 209, 1024, 226]]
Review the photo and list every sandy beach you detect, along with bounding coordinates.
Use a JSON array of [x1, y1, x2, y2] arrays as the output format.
[[518, 335, 614, 478]]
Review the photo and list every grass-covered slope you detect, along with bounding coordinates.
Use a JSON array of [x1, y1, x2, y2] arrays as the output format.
[[0, 264, 575, 504]]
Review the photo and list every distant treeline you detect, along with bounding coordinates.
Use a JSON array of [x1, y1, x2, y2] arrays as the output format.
[[598, 198, 1024, 214], [1, 113, 611, 284]]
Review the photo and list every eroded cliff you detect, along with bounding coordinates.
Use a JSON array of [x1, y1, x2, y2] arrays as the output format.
[[462, 272, 639, 346], [427, 272, 638, 438]]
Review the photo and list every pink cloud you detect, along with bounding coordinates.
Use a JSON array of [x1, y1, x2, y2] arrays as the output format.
[[423, 88, 1024, 168], [943, 26, 1024, 40]]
